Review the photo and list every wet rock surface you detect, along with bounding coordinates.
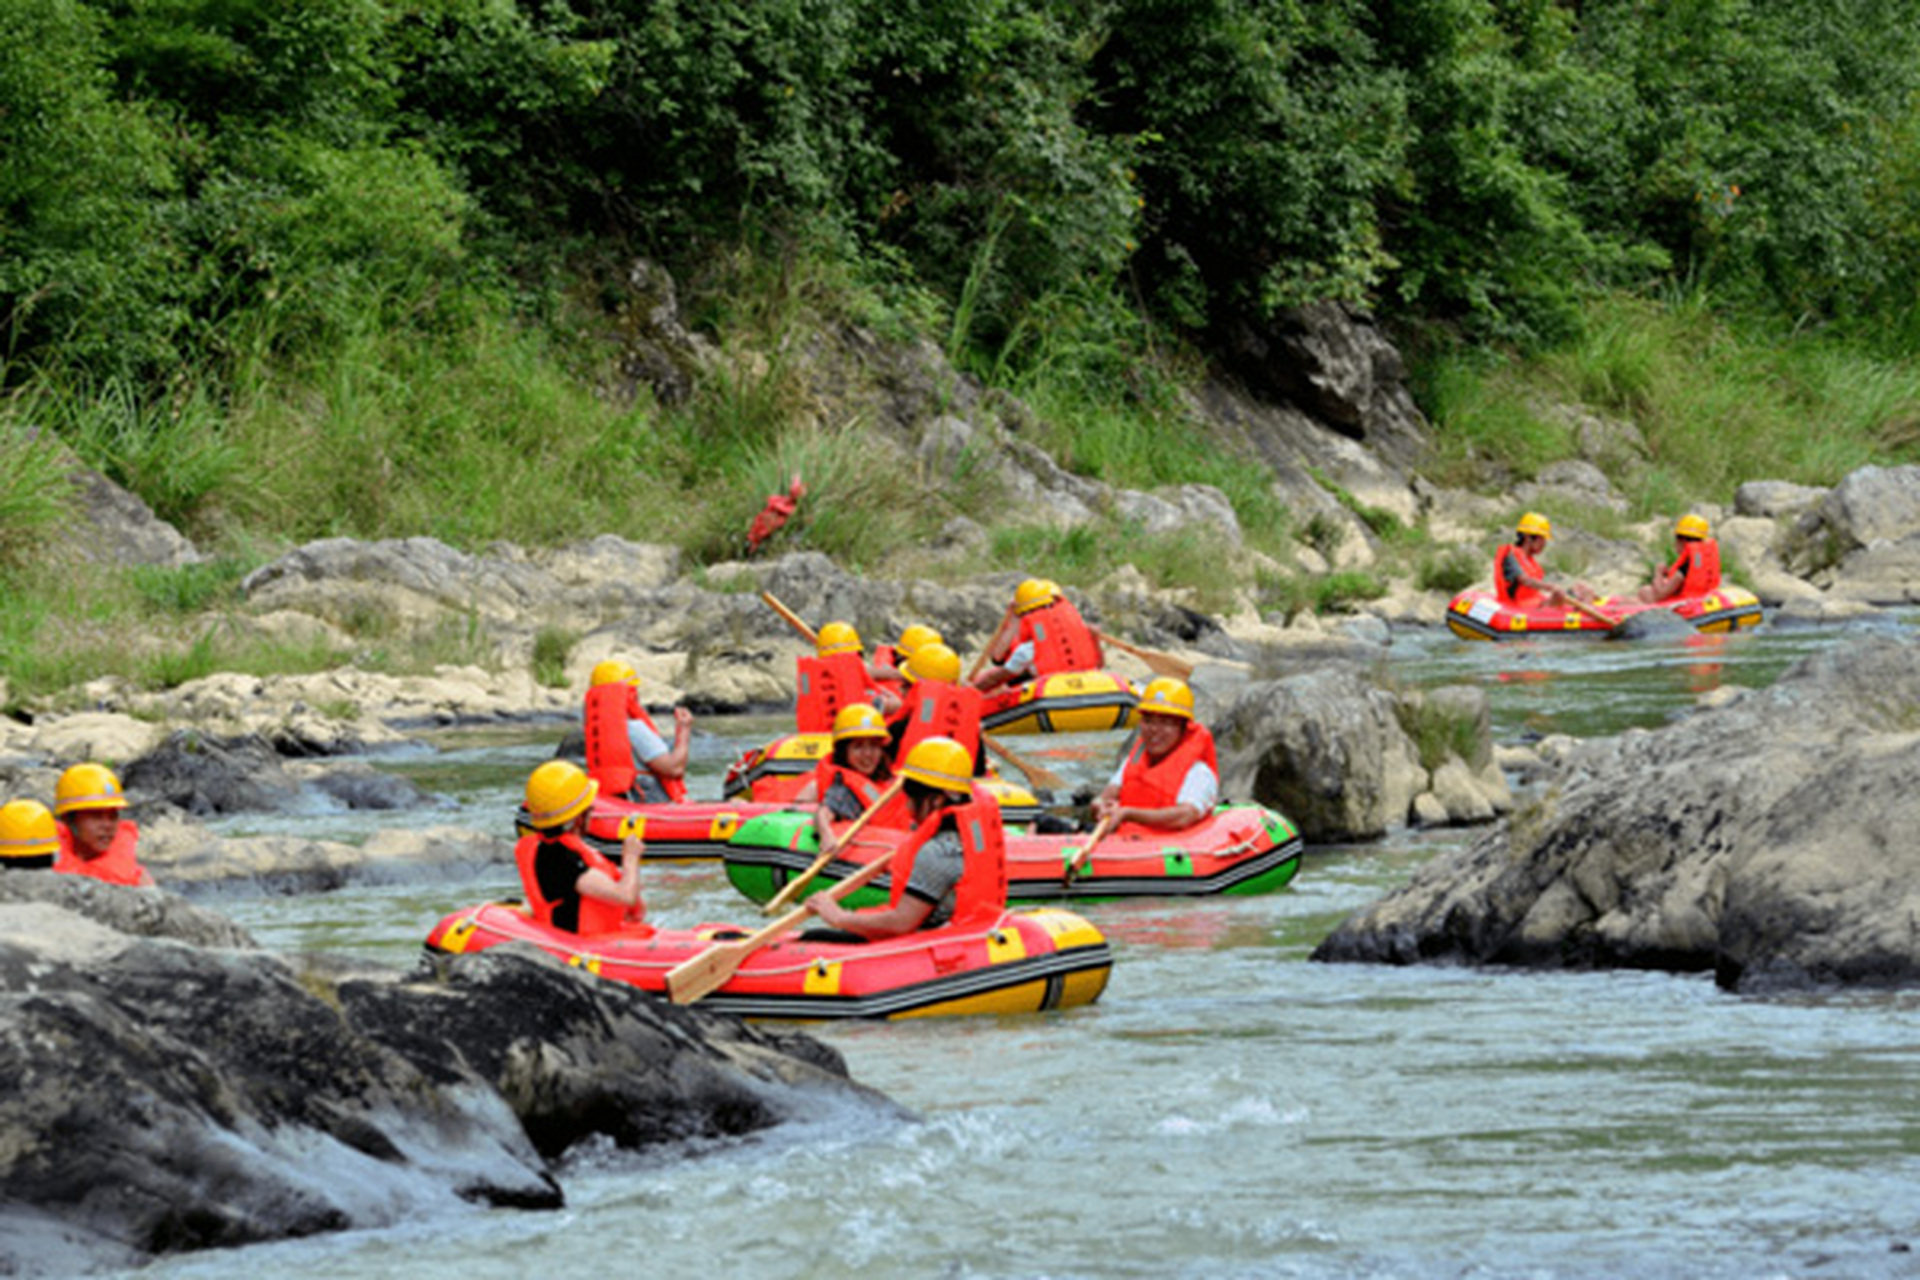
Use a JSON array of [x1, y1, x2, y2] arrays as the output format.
[[0, 876, 887, 1275], [1313, 634, 1920, 992]]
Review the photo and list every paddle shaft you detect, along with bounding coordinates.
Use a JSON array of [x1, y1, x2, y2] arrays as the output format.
[[1095, 630, 1194, 681], [1063, 811, 1120, 882], [760, 591, 819, 645], [666, 845, 901, 1003], [761, 777, 905, 915], [1564, 595, 1619, 629], [982, 733, 1067, 793], [968, 604, 1017, 681]]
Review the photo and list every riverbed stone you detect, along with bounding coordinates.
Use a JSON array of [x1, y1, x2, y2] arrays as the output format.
[[0, 877, 886, 1273], [1214, 666, 1429, 841], [1312, 633, 1920, 992], [24, 713, 166, 768]]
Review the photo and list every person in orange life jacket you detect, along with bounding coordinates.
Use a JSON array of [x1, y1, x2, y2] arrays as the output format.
[[516, 760, 645, 935], [972, 578, 1103, 694], [1495, 512, 1596, 610], [1635, 513, 1722, 604], [886, 642, 989, 778], [582, 660, 692, 804], [0, 799, 61, 872], [1094, 678, 1218, 832], [870, 622, 942, 688], [789, 702, 899, 847], [51, 763, 155, 887], [815, 621, 902, 717], [805, 737, 992, 941]]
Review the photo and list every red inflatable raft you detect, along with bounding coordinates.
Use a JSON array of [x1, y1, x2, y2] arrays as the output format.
[[1445, 585, 1763, 641], [423, 902, 1113, 1020], [723, 803, 1303, 903]]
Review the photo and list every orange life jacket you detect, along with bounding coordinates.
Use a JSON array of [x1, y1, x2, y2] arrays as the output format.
[[886, 785, 1006, 928], [892, 680, 983, 768], [583, 683, 688, 803], [1494, 544, 1545, 608], [1016, 598, 1103, 676], [813, 760, 910, 827], [1668, 538, 1722, 597], [513, 829, 641, 936], [55, 820, 147, 887], [794, 652, 874, 734], [1117, 722, 1219, 815]]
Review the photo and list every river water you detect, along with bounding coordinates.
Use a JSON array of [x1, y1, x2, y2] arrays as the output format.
[[139, 620, 1920, 1280]]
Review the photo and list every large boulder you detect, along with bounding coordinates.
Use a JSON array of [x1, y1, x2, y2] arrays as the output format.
[[0, 877, 883, 1274], [1779, 464, 1920, 602], [1213, 667, 1428, 841], [1312, 634, 1920, 991]]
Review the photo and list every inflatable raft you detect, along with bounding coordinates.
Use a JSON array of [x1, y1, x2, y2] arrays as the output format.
[[720, 732, 1047, 824], [575, 797, 793, 861], [723, 803, 1303, 904], [1445, 586, 1764, 641], [423, 901, 1113, 1019], [980, 669, 1140, 736]]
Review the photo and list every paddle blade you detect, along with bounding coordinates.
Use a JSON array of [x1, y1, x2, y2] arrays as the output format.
[[665, 938, 757, 1004]]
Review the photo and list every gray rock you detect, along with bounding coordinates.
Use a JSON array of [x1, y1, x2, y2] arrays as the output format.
[[62, 465, 202, 569], [1734, 479, 1827, 519], [1311, 634, 1920, 991], [0, 878, 884, 1273], [1214, 666, 1428, 841], [1607, 607, 1697, 640]]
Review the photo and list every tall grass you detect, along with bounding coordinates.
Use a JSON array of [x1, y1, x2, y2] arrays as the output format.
[[1417, 290, 1920, 510]]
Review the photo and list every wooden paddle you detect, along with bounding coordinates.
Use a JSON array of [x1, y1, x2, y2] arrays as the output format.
[[982, 733, 1067, 792], [1062, 811, 1120, 883], [967, 604, 1017, 681], [761, 777, 904, 915], [760, 590, 819, 644], [666, 844, 902, 1004], [1095, 630, 1194, 681], [1562, 594, 1620, 630]]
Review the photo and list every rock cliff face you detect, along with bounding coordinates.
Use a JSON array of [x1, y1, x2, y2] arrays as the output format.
[[0, 875, 888, 1275], [1312, 634, 1920, 991]]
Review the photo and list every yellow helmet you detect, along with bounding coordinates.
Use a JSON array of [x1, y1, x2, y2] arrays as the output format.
[[902, 642, 961, 686], [896, 623, 942, 657], [816, 621, 862, 657], [1675, 513, 1711, 540], [1516, 512, 1552, 539], [898, 736, 973, 794], [831, 703, 891, 742], [1136, 677, 1195, 721], [0, 800, 60, 862], [524, 760, 597, 829], [54, 763, 129, 816], [1013, 578, 1057, 613], [590, 660, 640, 688]]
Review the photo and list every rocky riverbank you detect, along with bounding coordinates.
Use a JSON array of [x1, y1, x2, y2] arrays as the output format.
[[1313, 631, 1920, 992], [0, 873, 889, 1274]]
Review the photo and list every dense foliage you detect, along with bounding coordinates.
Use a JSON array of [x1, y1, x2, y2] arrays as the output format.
[[3, 0, 1919, 545]]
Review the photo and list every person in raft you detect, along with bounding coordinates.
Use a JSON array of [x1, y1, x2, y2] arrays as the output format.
[[1634, 513, 1722, 604], [1093, 678, 1218, 832], [870, 622, 942, 688], [53, 763, 156, 887], [971, 578, 1104, 694], [515, 760, 645, 935], [803, 736, 999, 941], [790, 702, 899, 847], [0, 800, 60, 872], [581, 659, 692, 804], [1495, 512, 1596, 610], [814, 620, 903, 716]]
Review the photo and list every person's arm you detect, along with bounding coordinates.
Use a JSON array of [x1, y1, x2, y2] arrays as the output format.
[[806, 889, 936, 939], [578, 836, 645, 917]]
